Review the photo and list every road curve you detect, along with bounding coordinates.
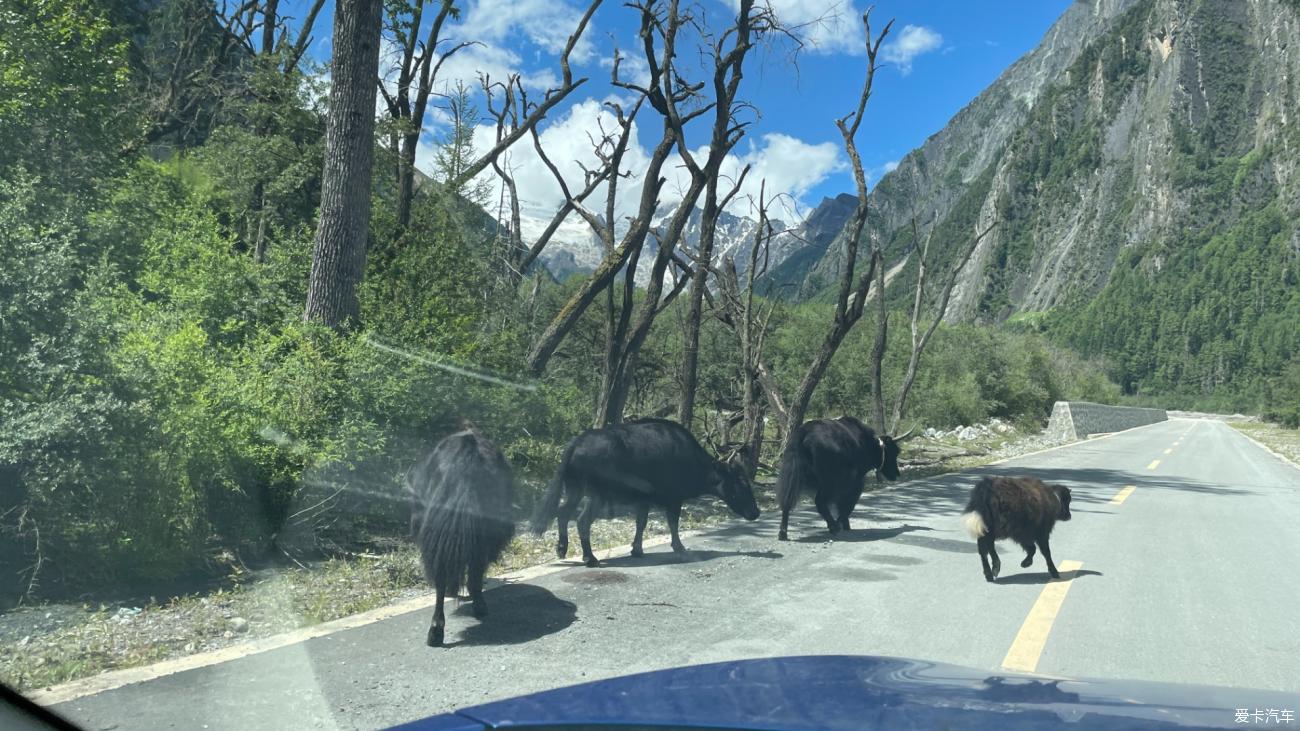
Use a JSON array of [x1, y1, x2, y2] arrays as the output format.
[[49, 418, 1300, 730]]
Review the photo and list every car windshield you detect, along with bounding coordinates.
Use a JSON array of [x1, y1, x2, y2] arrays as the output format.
[[2, 0, 1299, 729]]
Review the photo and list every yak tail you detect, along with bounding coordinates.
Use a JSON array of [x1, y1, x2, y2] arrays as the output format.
[[776, 429, 811, 515], [529, 471, 565, 536], [960, 476, 994, 539], [413, 436, 515, 594]]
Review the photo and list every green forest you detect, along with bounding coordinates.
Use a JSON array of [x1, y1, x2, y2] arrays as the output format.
[[0, 0, 1289, 606]]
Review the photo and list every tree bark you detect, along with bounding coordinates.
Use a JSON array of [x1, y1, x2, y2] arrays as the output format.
[[870, 243, 888, 431], [676, 186, 720, 430], [304, 0, 383, 329]]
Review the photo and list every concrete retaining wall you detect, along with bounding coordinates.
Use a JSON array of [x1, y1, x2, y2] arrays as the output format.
[[1045, 401, 1167, 441]]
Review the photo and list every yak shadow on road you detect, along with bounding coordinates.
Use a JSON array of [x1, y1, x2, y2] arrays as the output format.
[[597, 548, 783, 568], [862, 465, 1254, 524], [794, 523, 933, 544], [446, 584, 576, 647], [993, 568, 1104, 585]]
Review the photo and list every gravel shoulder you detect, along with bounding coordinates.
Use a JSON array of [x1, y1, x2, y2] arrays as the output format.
[[1229, 421, 1300, 468], [1, 421, 1062, 695]]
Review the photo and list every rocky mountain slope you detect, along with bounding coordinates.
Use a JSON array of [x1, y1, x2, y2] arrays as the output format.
[[797, 0, 1300, 401]]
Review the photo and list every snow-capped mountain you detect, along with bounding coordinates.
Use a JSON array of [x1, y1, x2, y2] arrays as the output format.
[[514, 194, 858, 290]]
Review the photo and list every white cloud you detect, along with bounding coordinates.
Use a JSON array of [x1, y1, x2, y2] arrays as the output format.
[[883, 160, 899, 173], [414, 95, 844, 230], [457, 0, 596, 62], [880, 24, 943, 75], [433, 43, 561, 95], [719, 133, 844, 219], [727, 0, 866, 56]]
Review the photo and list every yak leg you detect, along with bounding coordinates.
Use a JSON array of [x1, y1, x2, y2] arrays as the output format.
[[428, 585, 446, 647], [666, 503, 686, 553], [468, 558, 488, 619], [815, 492, 838, 534], [1037, 534, 1060, 579], [631, 503, 649, 557], [554, 484, 583, 559], [577, 493, 603, 567], [978, 535, 1001, 582], [837, 482, 865, 532], [778, 508, 791, 541], [1020, 541, 1036, 568]]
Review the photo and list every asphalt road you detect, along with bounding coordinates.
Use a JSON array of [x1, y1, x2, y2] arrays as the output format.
[[49, 418, 1300, 729]]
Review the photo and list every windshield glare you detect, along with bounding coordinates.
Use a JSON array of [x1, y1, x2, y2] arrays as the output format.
[[2, 0, 1299, 729]]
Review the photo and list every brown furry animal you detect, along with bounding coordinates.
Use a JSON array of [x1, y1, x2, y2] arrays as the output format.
[[960, 476, 1072, 582]]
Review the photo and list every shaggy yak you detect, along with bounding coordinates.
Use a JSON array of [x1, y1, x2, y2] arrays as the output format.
[[960, 475, 1073, 582], [530, 418, 760, 567], [408, 429, 515, 646], [776, 416, 904, 540]]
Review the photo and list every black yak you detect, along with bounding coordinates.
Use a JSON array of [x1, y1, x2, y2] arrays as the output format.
[[408, 429, 515, 647], [960, 475, 1073, 582], [530, 418, 760, 567], [776, 416, 904, 541]]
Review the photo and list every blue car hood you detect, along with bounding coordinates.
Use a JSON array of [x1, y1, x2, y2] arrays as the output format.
[[388, 655, 1295, 730]]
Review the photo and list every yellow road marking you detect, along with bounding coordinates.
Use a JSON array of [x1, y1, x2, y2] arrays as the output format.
[[1163, 448, 1173, 455], [1110, 485, 1136, 505], [1147, 459, 1161, 470], [1002, 560, 1085, 673]]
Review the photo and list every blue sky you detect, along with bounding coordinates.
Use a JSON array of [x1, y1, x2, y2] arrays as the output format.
[[286, 0, 1074, 220]]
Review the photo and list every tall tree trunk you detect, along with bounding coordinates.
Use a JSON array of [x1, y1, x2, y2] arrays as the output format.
[[396, 129, 418, 229], [261, 0, 279, 55], [870, 254, 888, 431], [304, 0, 383, 329], [677, 185, 721, 430]]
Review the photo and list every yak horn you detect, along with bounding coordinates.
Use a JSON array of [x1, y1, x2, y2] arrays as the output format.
[[895, 425, 919, 442]]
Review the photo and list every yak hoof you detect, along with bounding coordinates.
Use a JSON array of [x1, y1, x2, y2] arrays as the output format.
[[427, 626, 445, 647], [584, 556, 599, 568], [671, 542, 687, 553], [1049, 569, 1061, 580], [984, 573, 996, 583], [630, 546, 644, 558], [1021, 556, 1034, 568], [472, 601, 488, 619], [778, 531, 789, 541]]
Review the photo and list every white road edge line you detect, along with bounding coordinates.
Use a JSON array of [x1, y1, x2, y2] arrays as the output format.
[[1227, 424, 1300, 473]]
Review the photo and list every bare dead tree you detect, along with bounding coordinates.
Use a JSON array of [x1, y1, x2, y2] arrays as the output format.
[[524, 0, 701, 379], [526, 0, 777, 428], [377, 1, 601, 231], [215, 0, 326, 68], [377, 0, 474, 230], [714, 178, 785, 478], [888, 217, 998, 430], [780, 10, 892, 442], [483, 77, 523, 286], [675, 0, 790, 431]]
